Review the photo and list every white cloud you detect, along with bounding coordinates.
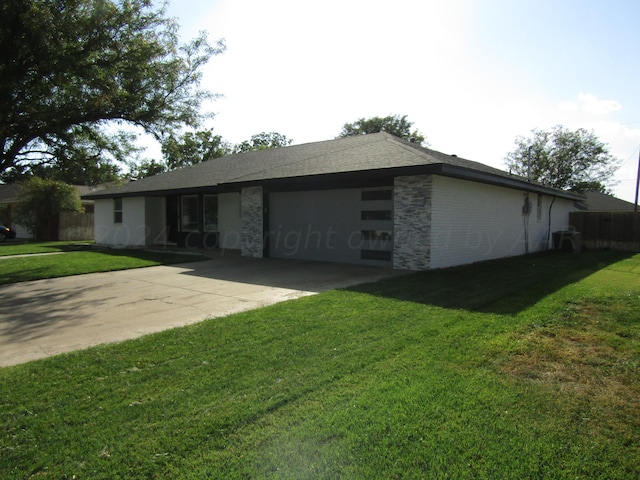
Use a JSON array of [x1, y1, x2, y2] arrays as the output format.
[[558, 101, 578, 112], [578, 92, 622, 114]]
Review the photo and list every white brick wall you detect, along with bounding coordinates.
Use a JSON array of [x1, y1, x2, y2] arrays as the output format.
[[429, 176, 574, 269]]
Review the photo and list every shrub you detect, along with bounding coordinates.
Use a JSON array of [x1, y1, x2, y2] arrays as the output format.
[[14, 178, 83, 240]]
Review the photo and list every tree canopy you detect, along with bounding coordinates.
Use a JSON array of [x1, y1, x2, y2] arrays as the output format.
[[504, 126, 620, 193], [130, 130, 294, 179], [337, 115, 427, 146], [0, 0, 223, 177], [0, 127, 134, 185], [233, 132, 293, 153], [161, 130, 232, 171]]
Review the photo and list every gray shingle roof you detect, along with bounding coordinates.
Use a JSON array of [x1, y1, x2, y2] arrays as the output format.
[[0, 183, 21, 204], [0, 183, 105, 204], [574, 191, 637, 212], [83, 132, 580, 200]]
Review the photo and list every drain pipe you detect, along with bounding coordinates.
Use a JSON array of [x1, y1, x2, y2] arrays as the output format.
[[546, 196, 557, 251], [522, 193, 531, 254]]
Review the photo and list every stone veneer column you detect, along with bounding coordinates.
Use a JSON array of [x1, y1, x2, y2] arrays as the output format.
[[393, 175, 432, 270], [240, 186, 263, 258]]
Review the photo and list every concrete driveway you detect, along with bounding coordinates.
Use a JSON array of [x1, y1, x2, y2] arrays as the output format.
[[0, 253, 402, 367]]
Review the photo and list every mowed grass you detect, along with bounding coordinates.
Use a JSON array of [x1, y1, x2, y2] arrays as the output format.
[[1, 251, 639, 478], [0, 240, 95, 257], [0, 241, 206, 284]]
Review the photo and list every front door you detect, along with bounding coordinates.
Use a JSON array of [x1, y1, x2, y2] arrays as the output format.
[[166, 195, 179, 244]]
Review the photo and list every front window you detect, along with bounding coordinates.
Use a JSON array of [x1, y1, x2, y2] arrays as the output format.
[[203, 195, 218, 232], [114, 198, 123, 224], [181, 195, 199, 232]]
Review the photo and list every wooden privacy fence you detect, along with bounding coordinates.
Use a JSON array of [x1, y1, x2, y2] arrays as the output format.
[[569, 211, 640, 252], [58, 211, 94, 241]]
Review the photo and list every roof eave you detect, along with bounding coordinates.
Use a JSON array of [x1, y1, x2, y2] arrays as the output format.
[[436, 164, 584, 200], [83, 164, 584, 201]]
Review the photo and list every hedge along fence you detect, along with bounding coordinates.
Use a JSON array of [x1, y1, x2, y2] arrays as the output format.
[[570, 211, 640, 252], [59, 211, 94, 241]]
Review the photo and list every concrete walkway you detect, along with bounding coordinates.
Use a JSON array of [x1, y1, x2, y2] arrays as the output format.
[[0, 255, 402, 367]]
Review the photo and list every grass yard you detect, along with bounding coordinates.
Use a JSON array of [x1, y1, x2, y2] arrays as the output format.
[[0, 240, 96, 256], [0, 241, 206, 284], [1, 251, 639, 478]]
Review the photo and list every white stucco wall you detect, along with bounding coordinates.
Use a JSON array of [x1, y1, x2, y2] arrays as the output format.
[[94, 197, 148, 246], [219, 192, 242, 250], [94, 199, 114, 245], [429, 176, 574, 269]]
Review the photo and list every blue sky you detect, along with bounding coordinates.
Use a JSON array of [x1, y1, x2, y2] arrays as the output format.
[[164, 0, 640, 202]]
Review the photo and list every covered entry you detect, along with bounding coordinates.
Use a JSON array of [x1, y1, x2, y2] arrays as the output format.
[[268, 187, 393, 266]]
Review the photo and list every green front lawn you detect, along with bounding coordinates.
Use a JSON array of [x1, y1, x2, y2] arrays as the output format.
[[1, 251, 639, 478], [0, 240, 94, 256], [0, 242, 206, 284]]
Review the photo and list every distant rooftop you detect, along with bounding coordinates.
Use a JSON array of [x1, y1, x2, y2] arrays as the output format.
[[574, 191, 637, 212]]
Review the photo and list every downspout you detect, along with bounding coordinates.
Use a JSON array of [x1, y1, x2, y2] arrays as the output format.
[[522, 192, 531, 254], [546, 196, 557, 251]]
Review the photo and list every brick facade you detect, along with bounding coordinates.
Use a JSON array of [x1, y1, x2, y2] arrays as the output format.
[[240, 187, 263, 258], [393, 175, 432, 270]]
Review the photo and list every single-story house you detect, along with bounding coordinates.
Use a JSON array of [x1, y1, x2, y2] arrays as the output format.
[[0, 183, 104, 240], [83, 132, 582, 270]]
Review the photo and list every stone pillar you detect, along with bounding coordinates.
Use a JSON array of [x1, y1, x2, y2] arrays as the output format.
[[393, 175, 432, 270], [241, 186, 263, 258]]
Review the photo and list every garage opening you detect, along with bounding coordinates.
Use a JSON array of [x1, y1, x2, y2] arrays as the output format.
[[268, 187, 393, 266]]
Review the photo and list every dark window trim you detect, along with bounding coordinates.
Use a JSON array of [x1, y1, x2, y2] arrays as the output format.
[[361, 230, 393, 241], [361, 210, 392, 221], [361, 249, 392, 261]]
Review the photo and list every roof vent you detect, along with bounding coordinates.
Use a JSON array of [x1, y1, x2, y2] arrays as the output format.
[[451, 154, 457, 157]]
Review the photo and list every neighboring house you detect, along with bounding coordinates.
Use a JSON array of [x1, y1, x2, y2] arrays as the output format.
[[83, 133, 581, 270], [0, 183, 104, 240], [574, 190, 637, 212]]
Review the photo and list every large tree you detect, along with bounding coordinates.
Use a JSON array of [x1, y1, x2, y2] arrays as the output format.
[[0, 0, 223, 176], [128, 158, 167, 179], [337, 114, 427, 146], [505, 126, 620, 193], [0, 126, 133, 185], [161, 130, 232, 171]]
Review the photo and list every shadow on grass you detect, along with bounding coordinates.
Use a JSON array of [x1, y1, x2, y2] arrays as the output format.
[[346, 251, 636, 315]]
